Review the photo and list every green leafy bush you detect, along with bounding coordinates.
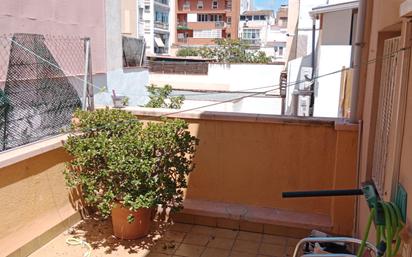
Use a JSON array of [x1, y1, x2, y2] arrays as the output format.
[[63, 108, 198, 218], [176, 48, 200, 57], [145, 84, 184, 109], [175, 39, 272, 64]]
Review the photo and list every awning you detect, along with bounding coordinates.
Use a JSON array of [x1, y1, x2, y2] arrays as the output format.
[[154, 37, 165, 47]]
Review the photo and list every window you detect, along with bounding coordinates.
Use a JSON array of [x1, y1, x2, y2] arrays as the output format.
[[197, 0, 203, 9], [260, 15, 266, 20], [139, 8, 144, 20], [227, 17, 231, 24], [155, 12, 169, 24], [242, 29, 260, 40], [183, 1, 190, 9], [210, 14, 222, 21], [253, 15, 260, 20], [279, 46, 284, 56], [227, 33, 231, 38], [240, 16, 246, 21], [197, 14, 208, 22], [212, 0, 218, 9], [247, 16, 252, 21], [144, 5, 150, 12]]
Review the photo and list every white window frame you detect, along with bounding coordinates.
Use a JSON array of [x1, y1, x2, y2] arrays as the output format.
[[212, 0, 218, 9], [197, 0, 203, 9]]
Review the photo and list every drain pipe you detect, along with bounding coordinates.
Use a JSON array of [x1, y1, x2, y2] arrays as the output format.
[[349, 0, 367, 123]]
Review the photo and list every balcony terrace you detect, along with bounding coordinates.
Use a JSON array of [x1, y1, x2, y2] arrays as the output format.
[[0, 108, 358, 257]]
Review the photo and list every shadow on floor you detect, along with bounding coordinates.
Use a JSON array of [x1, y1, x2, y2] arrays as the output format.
[[69, 215, 173, 255]]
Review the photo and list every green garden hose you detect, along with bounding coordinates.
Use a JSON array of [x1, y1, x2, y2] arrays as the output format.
[[357, 201, 404, 257]]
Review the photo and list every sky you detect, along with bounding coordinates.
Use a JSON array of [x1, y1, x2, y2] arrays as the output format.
[[253, 0, 287, 11]]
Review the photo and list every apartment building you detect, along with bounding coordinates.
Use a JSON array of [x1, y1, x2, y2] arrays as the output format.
[[238, 6, 288, 60], [121, 0, 145, 38], [173, 0, 251, 48], [239, 10, 275, 47], [143, 0, 173, 54]]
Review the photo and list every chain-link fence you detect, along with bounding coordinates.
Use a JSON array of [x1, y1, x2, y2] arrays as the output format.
[[0, 33, 92, 151]]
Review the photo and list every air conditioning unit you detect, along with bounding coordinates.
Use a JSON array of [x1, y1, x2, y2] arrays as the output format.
[[299, 67, 312, 91], [298, 95, 310, 116]]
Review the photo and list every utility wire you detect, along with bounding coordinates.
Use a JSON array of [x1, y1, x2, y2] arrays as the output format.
[[162, 47, 411, 117], [63, 46, 411, 133], [7, 37, 411, 116]]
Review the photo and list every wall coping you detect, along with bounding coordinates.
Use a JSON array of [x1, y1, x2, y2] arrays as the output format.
[[0, 108, 358, 169], [123, 106, 359, 129], [0, 134, 66, 169]]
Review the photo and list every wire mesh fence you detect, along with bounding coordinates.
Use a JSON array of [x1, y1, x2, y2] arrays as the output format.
[[0, 33, 92, 151]]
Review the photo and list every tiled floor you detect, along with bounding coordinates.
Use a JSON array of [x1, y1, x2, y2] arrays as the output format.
[[29, 219, 301, 257]]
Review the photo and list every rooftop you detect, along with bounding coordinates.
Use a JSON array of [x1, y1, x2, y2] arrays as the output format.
[[241, 10, 274, 16], [310, 1, 359, 17]]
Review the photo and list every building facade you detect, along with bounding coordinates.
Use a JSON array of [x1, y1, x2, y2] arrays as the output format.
[[238, 6, 288, 60], [173, 0, 251, 49], [121, 0, 145, 39], [355, 1, 412, 254], [142, 0, 173, 54], [284, 0, 358, 117]]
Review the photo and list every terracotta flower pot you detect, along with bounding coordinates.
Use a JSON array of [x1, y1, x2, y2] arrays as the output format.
[[111, 203, 152, 240]]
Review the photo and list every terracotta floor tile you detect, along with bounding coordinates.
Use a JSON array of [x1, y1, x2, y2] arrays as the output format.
[[191, 225, 216, 236], [201, 247, 230, 257], [232, 239, 260, 254], [229, 251, 256, 257], [164, 231, 187, 243], [183, 233, 211, 246], [259, 243, 286, 257], [207, 237, 235, 250], [215, 228, 238, 239], [174, 244, 205, 257], [262, 235, 287, 246], [153, 241, 180, 255], [170, 223, 194, 233], [237, 231, 263, 242], [147, 253, 172, 257]]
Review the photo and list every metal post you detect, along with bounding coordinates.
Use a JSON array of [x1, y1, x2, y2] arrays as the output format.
[[139, 39, 146, 67], [82, 38, 90, 110], [86, 38, 94, 111]]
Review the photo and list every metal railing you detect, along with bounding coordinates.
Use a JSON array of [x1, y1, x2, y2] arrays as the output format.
[[177, 21, 188, 27], [242, 38, 261, 45], [182, 3, 190, 10], [154, 0, 169, 5], [215, 21, 225, 28], [154, 21, 169, 30], [177, 38, 188, 43]]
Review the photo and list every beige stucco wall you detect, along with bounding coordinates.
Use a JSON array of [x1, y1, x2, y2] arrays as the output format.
[[357, 0, 412, 250], [121, 0, 138, 37], [285, 0, 299, 62], [135, 110, 359, 235], [0, 148, 78, 257], [0, 0, 107, 73]]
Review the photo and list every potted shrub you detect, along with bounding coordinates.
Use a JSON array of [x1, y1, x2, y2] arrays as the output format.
[[63, 108, 198, 239]]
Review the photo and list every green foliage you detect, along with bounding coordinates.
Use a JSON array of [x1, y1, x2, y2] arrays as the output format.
[[145, 84, 184, 109], [176, 48, 199, 57], [174, 39, 272, 64], [121, 96, 129, 106], [63, 108, 198, 218]]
